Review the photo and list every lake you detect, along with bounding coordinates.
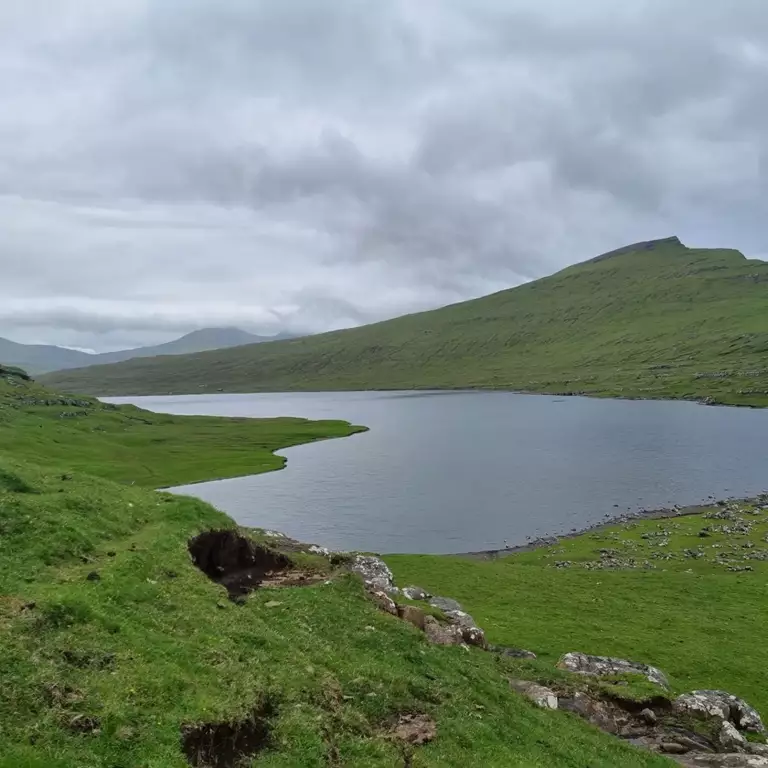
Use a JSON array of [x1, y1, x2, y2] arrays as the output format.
[[107, 391, 768, 554]]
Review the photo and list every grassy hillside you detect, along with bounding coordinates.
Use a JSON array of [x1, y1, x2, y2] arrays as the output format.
[[0, 372, 669, 766], [43, 237, 768, 405]]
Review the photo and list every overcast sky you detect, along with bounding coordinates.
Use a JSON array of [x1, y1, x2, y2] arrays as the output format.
[[1, 1, 767, 351]]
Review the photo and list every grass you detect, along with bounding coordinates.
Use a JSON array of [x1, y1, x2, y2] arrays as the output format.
[[41, 236, 768, 407], [0, 371, 365, 488], [0, 373, 670, 766], [386, 499, 768, 719]]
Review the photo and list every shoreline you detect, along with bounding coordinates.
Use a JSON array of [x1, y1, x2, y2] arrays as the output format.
[[452, 495, 768, 560]]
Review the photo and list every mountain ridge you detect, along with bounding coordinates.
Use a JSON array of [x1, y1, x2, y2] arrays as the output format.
[[0, 327, 294, 374], [42, 237, 768, 406]]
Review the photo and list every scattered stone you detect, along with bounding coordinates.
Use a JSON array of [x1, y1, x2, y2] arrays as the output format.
[[307, 545, 330, 556], [428, 596, 463, 612], [397, 604, 427, 631], [487, 644, 537, 660], [640, 708, 658, 725], [557, 652, 669, 688], [401, 585, 431, 601], [509, 680, 558, 709], [350, 555, 399, 594], [719, 722, 747, 751], [369, 590, 398, 616], [389, 714, 437, 746], [262, 530, 286, 538]]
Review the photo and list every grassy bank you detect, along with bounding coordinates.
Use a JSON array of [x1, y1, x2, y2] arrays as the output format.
[[0, 371, 668, 766], [387, 500, 768, 717], [1, 370, 365, 488], [43, 238, 768, 407]]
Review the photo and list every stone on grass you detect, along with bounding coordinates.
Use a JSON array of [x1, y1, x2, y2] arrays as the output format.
[[369, 590, 398, 616], [351, 555, 399, 594], [428, 596, 463, 612], [401, 585, 430, 601], [487, 644, 537, 660], [674, 691, 765, 733], [557, 651, 669, 688], [509, 680, 558, 710]]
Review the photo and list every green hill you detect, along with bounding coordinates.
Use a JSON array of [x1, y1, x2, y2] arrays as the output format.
[[42, 237, 768, 405]]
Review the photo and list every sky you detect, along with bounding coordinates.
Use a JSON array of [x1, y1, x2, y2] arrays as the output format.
[[1, 1, 767, 352]]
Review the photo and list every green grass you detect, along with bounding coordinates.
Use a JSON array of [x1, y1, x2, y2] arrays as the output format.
[[387, 500, 768, 719], [0, 372, 365, 488], [0, 374, 669, 766], [41, 236, 768, 406]]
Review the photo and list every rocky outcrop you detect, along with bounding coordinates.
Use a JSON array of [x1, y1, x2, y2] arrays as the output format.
[[428, 596, 463, 612], [673, 691, 765, 734], [557, 651, 670, 688], [350, 555, 399, 594]]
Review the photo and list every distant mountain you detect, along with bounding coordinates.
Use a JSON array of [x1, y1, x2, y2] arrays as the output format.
[[41, 237, 768, 407], [0, 327, 293, 375]]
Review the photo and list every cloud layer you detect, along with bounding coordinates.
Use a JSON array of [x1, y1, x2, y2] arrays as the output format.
[[1, 0, 767, 350]]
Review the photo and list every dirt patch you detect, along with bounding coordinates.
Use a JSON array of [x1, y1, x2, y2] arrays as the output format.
[[389, 713, 437, 746], [189, 530, 324, 598], [181, 701, 276, 768]]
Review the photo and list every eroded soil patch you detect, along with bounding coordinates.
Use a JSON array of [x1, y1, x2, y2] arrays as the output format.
[[181, 701, 276, 768], [189, 529, 325, 598]]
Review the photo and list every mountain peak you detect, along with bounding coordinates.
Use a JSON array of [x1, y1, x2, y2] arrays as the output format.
[[588, 236, 684, 264]]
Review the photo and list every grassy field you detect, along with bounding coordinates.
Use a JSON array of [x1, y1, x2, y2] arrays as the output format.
[[387, 500, 768, 718], [1, 368, 364, 488], [0, 372, 670, 766], [42, 237, 768, 406]]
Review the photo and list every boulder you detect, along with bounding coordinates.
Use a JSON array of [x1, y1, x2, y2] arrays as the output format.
[[428, 596, 463, 612], [487, 644, 537, 660], [397, 604, 427, 630], [509, 680, 558, 710], [401, 585, 430, 601], [443, 610, 477, 629], [369, 590, 398, 616], [350, 555, 399, 594], [674, 691, 765, 733], [423, 615, 464, 646], [719, 722, 747, 751], [557, 651, 669, 688]]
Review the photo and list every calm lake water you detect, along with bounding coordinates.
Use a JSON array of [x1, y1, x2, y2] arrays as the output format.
[[107, 391, 768, 554]]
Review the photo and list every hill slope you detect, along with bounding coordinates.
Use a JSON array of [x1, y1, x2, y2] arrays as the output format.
[[42, 237, 768, 405], [0, 370, 669, 766], [1, 327, 291, 375]]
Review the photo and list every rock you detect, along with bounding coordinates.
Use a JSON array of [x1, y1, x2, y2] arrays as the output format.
[[487, 644, 537, 660], [263, 600, 282, 608], [423, 615, 464, 646], [350, 555, 399, 594], [557, 651, 669, 688], [308, 545, 330, 556], [558, 691, 627, 734], [747, 746, 768, 757], [86, 571, 101, 582], [509, 680, 558, 710], [397, 604, 427, 630], [661, 742, 691, 754], [677, 755, 768, 767], [719, 722, 748, 751], [640, 708, 658, 725], [428, 596, 463, 612], [369, 590, 398, 616], [401, 585, 431, 601], [461, 625, 486, 648], [674, 691, 765, 733], [443, 610, 477, 629]]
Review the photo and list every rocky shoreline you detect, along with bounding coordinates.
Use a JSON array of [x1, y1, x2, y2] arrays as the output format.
[[455, 495, 768, 560]]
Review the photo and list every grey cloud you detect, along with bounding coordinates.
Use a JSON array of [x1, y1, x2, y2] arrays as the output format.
[[0, 1, 767, 351]]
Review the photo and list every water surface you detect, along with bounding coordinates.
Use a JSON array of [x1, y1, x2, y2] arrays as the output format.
[[107, 391, 768, 554]]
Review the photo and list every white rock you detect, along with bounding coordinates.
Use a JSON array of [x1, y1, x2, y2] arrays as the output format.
[[557, 652, 669, 688], [510, 680, 558, 710]]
